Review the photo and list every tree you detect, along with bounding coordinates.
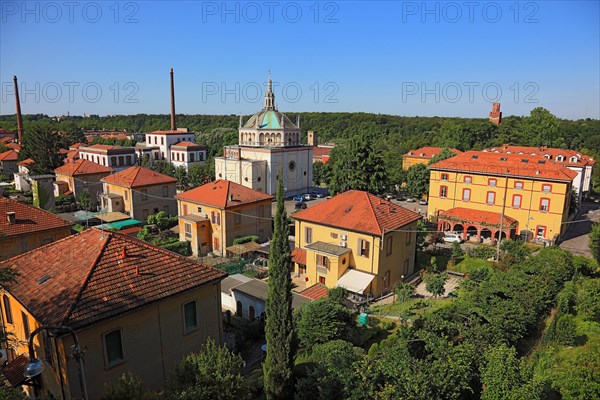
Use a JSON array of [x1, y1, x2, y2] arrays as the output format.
[[554, 314, 577, 346], [167, 338, 245, 400], [263, 173, 296, 400], [174, 166, 189, 189], [312, 161, 331, 187], [102, 373, 157, 400], [576, 278, 600, 321], [590, 223, 600, 265], [428, 148, 457, 165], [424, 272, 447, 298], [395, 283, 416, 303], [327, 286, 348, 304], [295, 299, 355, 348], [327, 132, 388, 195], [451, 242, 464, 261], [19, 126, 63, 174], [147, 211, 177, 231], [521, 107, 561, 147], [405, 163, 430, 197]]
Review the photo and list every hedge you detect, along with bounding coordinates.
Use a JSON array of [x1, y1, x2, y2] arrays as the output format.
[[233, 235, 259, 245]]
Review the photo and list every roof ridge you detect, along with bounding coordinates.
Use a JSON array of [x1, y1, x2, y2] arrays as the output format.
[[224, 180, 231, 208], [61, 230, 112, 325], [366, 192, 384, 235]]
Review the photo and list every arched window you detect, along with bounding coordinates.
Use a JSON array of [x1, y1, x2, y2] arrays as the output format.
[[236, 301, 243, 317], [249, 306, 255, 321]]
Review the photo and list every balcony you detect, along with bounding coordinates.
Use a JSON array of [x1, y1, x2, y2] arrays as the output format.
[[316, 265, 329, 275]]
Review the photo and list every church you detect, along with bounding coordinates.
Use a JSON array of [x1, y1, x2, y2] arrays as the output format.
[[214, 75, 313, 196]]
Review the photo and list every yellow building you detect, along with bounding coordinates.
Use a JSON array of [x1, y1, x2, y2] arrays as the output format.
[[428, 151, 576, 243], [101, 166, 178, 221], [0, 228, 226, 398], [54, 158, 112, 202], [0, 197, 73, 261], [175, 179, 273, 256], [402, 147, 462, 170], [291, 190, 421, 298]]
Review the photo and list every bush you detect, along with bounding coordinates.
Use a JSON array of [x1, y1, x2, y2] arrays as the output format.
[[576, 278, 600, 321], [295, 299, 356, 348], [161, 241, 192, 256], [233, 235, 259, 245], [102, 373, 157, 400], [556, 281, 576, 316], [467, 245, 497, 260], [555, 314, 577, 346]]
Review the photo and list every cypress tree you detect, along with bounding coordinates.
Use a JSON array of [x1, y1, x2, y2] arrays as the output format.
[[263, 174, 295, 399]]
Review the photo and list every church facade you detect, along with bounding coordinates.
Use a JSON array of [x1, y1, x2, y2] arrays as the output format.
[[214, 75, 313, 196]]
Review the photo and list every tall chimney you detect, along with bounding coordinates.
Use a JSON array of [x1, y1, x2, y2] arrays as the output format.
[[13, 76, 24, 144], [170, 68, 176, 131]]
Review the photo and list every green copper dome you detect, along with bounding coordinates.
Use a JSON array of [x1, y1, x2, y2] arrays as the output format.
[[243, 110, 297, 129]]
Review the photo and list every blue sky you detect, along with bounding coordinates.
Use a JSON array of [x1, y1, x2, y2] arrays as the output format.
[[1, 1, 598, 119]]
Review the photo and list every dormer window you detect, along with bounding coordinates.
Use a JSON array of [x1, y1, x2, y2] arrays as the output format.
[[544, 154, 551, 159], [570, 156, 578, 162], [556, 155, 564, 162]]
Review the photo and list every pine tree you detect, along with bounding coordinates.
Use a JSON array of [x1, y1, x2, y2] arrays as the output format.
[[263, 174, 295, 399]]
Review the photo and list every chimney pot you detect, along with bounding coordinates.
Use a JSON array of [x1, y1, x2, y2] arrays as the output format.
[[121, 247, 127, 259], [7, 211, 16, 224]]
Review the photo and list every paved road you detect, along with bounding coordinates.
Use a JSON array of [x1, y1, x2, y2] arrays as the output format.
[[559, 201, 600, 257]]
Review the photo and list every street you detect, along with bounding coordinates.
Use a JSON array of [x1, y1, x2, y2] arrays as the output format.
[[559, 201, 600, 257]]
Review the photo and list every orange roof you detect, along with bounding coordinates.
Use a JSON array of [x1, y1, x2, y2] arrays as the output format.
[[439, 207, 517, 227], [6, 142, 21, 151], [0, 149, 18, 161], [484, 144, 595, 166], [0, 228, 226, 329], [292, 190, 421, 236], [0, 137, 15, 145], [0, 197, 73, 237], [404, 147, 462, 159], [291, 248, 307, 265], [102, 166, 177, 188], [69, 143, 86, 150], [171, 141, 208, 149], [17, 158, 35, 168], [150, 129, 192, 135], [55, 158, 112, 176], [101, 133, 129, 140], [430, 151, 578, 182], [299, 284, 329, 300], [176, 180, 273, 209], [313, 147, 332, 158], [65, 149, 79, 160], [82, 144, 118, 150]]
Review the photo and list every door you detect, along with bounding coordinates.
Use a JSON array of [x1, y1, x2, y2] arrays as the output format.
[[214, 237, 220, 251]]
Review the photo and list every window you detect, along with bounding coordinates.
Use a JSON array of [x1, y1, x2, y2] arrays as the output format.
[[514, 181, 524, 189], [183, 301, 198, 333], [126, 156, 131, 165], [190, 153, 195, 162], [512, 194, 522, 209], [211, 211, 221, 226], [540, 198, 550, 212], [441, 173, 449, 181], [486, 191, 496, 205], [386, 236, 393, 256], [197, 207, 202, 213], [234, 212, 241, 225], [464, 176, 472, 184], [183, 204, 188, 215], [199, 152, 204, 161], [305, 227, 313, 244], [162, 186, 169, 197], [319, 276, 326, 285], [316, 254, 330, 268], [141, 189, 148, 201], [488, 179, 497, 187], [536, 225, 547, 238], [358, 239, 370, 258], [556, 155, 564, 162], [22, 312, 30, 338], [440, 186, 448, 198], [184, 223, 192, 239], [3, 295, 12, 324], [462, 188, 471, 202], [331, 232, 338, 239], [124, 190, 128, 201], [161, 137, 164, 145], [383, 270, 391, 288], [104, 329, 124, 367], [542, 184, 552, 193]]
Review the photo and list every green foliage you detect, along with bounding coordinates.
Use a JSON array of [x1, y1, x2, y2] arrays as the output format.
[[161, 241, 192, 256], [424, 272, 448, 298], [188, 162, 214, 188], [520, 107, 561, 147], [466, 245, 497, 259], [327, 286, 348, 304], [555, 314, 577, 346], [18, 126, 64, 174], [395, 283, 416, 303], [263, 174, 295, 400], [576, 278, 600, 321], [232, 235, 259, 245], [499, 239, 530, 268], [295, 299, 355, 348], [405, 163, 430, 197], [167, 337, 245, 400], [91, 136, 136, 147], [428, 147, 457, 165], [589, 223, 600, 265], [0, 384, 24, 400], [312, 161, 331, 187], [102, 373, 156, 400], [147, 211, 178, 231], [136, 226, 152, 242], [327, 131, 388, 195], [174, 166, 189, 189], [556, 281, 577, 316], [451, 242, 464, 260]]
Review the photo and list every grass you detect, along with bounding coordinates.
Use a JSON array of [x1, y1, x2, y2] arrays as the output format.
[[450, 257, 493, 274], [370, 297, 454, 319]]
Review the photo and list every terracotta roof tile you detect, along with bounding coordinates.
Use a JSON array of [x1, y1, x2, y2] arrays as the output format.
[[299, 284, 329, 300], [291, 248, 307, 265], [430, 151, 578, 182], [404, 147, 462, 159], [17, 158, 35, 168], [0, 228, 227, 330], [55, 158, 112, 176], [313, 147, 332, 158], [0, 197, 73, 237], [176, 180, 273, 209], [171, 141, 208, 149], [102, 166, 177, 188], [0, 149, 18, 161], [150, 129, 191, 135], [292, 190, 421, 236], [484, 144, 595, 166], [439, 207, 517, 227], [6, 143, 21, 151]]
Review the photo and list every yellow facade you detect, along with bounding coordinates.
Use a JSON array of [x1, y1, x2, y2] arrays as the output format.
[[428, 170, 572, 240], [0, 227, 72, 261], [104, 181, 177, 221], [177, 199, 272, 256], [1, 282, 222, 398], [402, 155, 429, 170], [294, 220, 417, 296]]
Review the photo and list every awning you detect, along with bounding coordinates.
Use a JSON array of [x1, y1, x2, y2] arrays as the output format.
[[336, 269, 376, 295], [108, 219, 143, 230], [94, 211, 131, 223], [226, 241, 262, 255]]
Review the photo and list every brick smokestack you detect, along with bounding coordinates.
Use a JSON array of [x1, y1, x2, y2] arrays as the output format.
[[170, 68, 176, 131], [13, 76, 24, 144], [489, 102, 502, 126]]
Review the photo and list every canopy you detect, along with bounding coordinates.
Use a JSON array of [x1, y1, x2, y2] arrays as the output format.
[[226, 241, 262, 255], [109, 219, 143, 230], [336, 269, 375, 295]]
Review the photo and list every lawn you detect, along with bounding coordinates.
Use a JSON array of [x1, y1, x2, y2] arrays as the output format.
[[370, 297, 454, 319], [450, 256, 493, 274]]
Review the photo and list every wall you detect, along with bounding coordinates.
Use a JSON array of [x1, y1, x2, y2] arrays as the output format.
[[232, 290, 265, 320], [0, 226, 72, 261]]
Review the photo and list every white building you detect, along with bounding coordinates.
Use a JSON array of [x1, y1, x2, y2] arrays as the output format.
[[143, 130, 208, 171], [214, 75, 313, 196], [78, 144, 137, 172]]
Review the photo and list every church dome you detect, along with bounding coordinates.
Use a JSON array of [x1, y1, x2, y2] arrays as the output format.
[[242, 73, 298, 130]]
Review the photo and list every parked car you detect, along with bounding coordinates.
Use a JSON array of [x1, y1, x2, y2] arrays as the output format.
[[303, 193, 314, 201], [419, 199, 428, 205], [293, 195, 304, 201], [295, 201, 307, 210], [384, 193, 394, 200], [396, 194, 406, 201], [443, 233, 463, 243], [406, 197, 415, 203], [311, 191, 325, 198]]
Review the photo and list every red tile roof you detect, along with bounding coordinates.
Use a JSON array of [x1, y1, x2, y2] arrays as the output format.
[[292, 190, 421, 236], [0, 228, 227, 329], [17, 158, 35, 168], [81, 144, 118, 150], [291, 248, 307, 265], [6, 143, 21, 151], [0, 197, 73, 237], [430, 151, 578, 182], [171, 141, 207, 149], [404, 147, 462, 159], [69, 143, 87, 150], [55, 158, 112, 176], [151, 129, 191, 135], [102, 166, 177, 188], [176, 180, 273, 209], [299, 284, 329, 300], [439, 207, 517, 227], [0, 149, 18, 161], [313, 147, 332, 158], [484, 144, 595, 166]]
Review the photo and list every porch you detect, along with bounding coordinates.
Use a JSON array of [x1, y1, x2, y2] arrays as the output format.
[[437, 207, 518, 243]]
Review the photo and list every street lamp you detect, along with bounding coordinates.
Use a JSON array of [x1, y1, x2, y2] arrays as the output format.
[[24, 325, 89, 400]]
